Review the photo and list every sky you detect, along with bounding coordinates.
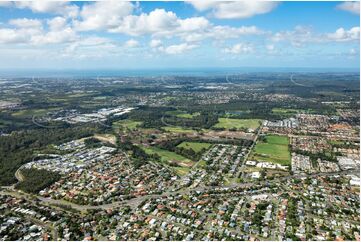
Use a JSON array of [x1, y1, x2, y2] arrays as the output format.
[[0, 1, 359, 70]]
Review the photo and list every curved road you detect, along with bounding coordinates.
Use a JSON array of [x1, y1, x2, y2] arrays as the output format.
[[290, 74, 309, 87]]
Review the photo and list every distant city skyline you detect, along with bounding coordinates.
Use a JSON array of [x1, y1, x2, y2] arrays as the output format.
[[0, 1, 359, 70]]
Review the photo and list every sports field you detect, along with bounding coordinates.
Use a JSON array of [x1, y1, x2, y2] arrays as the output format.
[[213, 118, 261, 130], [141, 146, 194, 167], [251, 135, 291, 165], [177, 142, 212, 153]]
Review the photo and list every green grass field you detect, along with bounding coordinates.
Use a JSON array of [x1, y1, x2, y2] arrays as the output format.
[[141, 146, 194, 167], [329, 140, 346, 145], [197, 160, 207, 168], [177, 142, 212, 153], [176, 112, 200, 119], [165, 110, 183, 116], [272, 108, 315, 116], [113, 119, 142, 130], [213, 118, 261, 130], [252, 135, 291, 165], [173, 167, 190, 176], [265, 135, 289, 145], [166, 110, 200, 119], [272, 108, 301, 114], [12, 108, 62, 118], [163, 126, 196, 133]]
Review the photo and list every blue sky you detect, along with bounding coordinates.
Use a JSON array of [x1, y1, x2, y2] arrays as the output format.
[[0, 1, 359, 70]]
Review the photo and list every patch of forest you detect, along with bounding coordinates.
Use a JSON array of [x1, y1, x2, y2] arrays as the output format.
[[15, 168, 61, 193], [0, 124, 104, 186]]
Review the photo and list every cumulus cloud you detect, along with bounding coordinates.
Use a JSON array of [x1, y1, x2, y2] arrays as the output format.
[[0, 17, 76, 45], [266, 44, 275, 51], [212, 25, 262, 39], [187, 1, 279, 19], [149, 39, 198, 55], [149, 39, 162, 48], [61, 37, 117, 59], [271, 26, 359, 46], [0, 18, 43, 44], [14, 1, 79, 18], [73, 3, 263, 42], [0, 2, 12, 7], [0, 0, 358, 64], [223, 43, 253, 54], [336, 2, 360, 15], [106, 7, 262, 43], [0, 28, 36, 44], [47, 17, 67, 31], [124, 39, 139, 48], [160, 43, 198, 55], [271, 26, 313, 46], [9, 18, 43, 29], [349, 48, 358, 55], [109, 8, 184, 36], [327, 27, 360, 42], [74, 1, 134, 31], [32, 27, 77, 45]]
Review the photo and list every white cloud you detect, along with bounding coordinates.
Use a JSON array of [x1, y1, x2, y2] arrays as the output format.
[[327, 27, 360, 42], [9, 18, 42, 29], [158, 43, 198, 55], [271, 26, 313, 46], [124, 39, 139, 48], [61, 37, 116, 59], [187, 1, 279, 19], [186, 1, 217, 11], [108, 8, 262, 44], [266, 44, 275, 51], [109, 8, 180, 36], [150, 39, 162, 48], [179, 25, 263, 42], [0, 18, 43, 44], [212, 25, 262, 39], [0, 28, 34, 44], [47, 17, 67, 31], [223, 43, 253, 54], [271, 25, 360, 47], [0, 1, 13, 8], [0, 17, 76, 45], [0, 1, 357, 65], [14, 1, 79, 18], [75, 1, 134, 31], [32, 27, 77, 45], [349, 48, 358, 55], [336, 2, 360, 15]]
